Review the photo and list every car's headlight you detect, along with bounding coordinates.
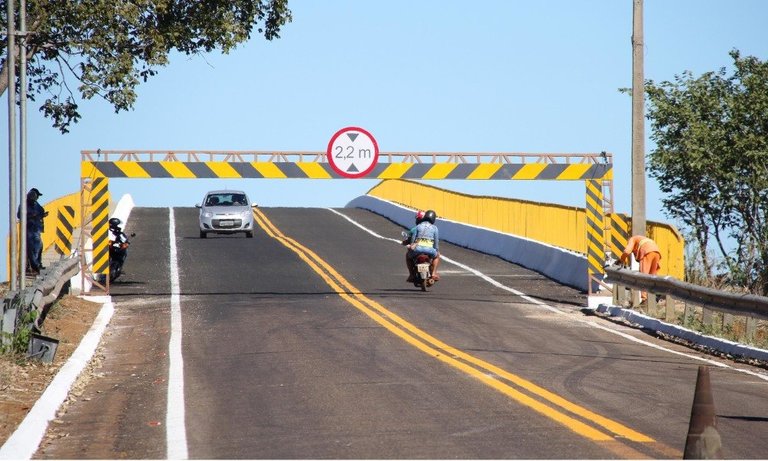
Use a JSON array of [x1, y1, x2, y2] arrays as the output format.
[[203, 212, 213, 218], [242, 210, 252, 217]]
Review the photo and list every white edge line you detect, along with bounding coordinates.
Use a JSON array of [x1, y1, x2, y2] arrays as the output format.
[[0, 298, 115, 460], [166, 207, 188, 459], [327, 208, 768, 382]]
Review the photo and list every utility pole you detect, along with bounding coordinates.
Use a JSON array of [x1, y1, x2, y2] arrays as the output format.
[[631, 0, 646, 236], [7, 0, 18, 290], [19, 0, 28, 289]]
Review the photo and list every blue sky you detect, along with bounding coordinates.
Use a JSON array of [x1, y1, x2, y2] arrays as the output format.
[[2, 0, 767, 278]]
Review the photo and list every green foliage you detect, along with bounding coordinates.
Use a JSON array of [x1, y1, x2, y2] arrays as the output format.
[[677, 309, 768, 350], [0, 0, 292, 132], [683, 230, 712, 286], [644, 50, 768, 295], [0, 309, 38, 356], [13, 309, 38, 354]]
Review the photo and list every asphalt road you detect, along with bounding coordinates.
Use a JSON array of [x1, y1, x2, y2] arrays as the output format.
[[34, 207, 768, 459]]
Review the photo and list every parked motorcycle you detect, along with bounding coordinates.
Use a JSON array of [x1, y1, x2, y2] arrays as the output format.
[[108, 234, 132, 282], [97, 227, 134, 284], [401, 231, 436, 292]]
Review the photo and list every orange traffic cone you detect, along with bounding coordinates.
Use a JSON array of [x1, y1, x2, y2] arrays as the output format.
[[683, 366, 723, 459]]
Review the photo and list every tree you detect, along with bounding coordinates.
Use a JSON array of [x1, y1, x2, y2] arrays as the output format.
[[645, 50, 768, 295], [1, 0, 292, 132]]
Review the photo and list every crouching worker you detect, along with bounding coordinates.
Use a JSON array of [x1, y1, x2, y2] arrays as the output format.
[[620, 234, 662, 301]]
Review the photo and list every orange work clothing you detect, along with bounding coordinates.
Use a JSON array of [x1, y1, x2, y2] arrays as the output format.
[[621, 235, 661, 275], [639, 251, 661, 276]]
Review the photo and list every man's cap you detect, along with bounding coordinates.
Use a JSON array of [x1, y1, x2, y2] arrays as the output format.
[[29, 188, 42, 196]]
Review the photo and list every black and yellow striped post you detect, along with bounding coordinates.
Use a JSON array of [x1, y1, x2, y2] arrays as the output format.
[[54, 205, 76, 257], [609, 212, 630, 260], [585, 180, 606, 293], [90, 178, 111, 280]]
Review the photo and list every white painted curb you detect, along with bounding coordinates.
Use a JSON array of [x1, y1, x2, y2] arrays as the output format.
[[0, 297, 114, 460], [591, 303, 768, 363]]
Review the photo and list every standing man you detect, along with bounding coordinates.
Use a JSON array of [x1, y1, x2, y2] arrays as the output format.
[[19, 188, 48, 274]]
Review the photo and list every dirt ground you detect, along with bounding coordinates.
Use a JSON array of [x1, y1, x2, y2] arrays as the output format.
[[0, 288, 103, 447]]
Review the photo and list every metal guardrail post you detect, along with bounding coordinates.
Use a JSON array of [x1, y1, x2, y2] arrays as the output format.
[[723, 313, 734, 338], [647, 292, 658, 314], [665, 295, 675, 322], [1, 293, 20, 347], [683, 302, 693, 328], [746, 317, 757, 342]]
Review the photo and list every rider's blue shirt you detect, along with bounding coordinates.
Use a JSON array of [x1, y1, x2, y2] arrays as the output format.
[[409, 222, 439, 251]]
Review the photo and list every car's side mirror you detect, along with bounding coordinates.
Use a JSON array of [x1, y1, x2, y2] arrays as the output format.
[[195, 204, 201, 208], [251, 203, 258, 208]]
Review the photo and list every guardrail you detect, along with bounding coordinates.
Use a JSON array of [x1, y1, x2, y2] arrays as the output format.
[[1, 256, 80, 349], [603, 264, 768, 342]]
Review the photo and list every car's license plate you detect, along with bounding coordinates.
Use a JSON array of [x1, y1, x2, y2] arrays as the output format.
[[219, 220, 234, 227]]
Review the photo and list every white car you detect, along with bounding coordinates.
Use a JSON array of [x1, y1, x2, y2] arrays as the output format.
[[196, 190, 257, 238]]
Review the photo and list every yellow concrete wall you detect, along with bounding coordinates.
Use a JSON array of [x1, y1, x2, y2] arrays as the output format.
[[39, 192, 83, 251], [367, 179, 685, 280], [646, 222, 685, 281], [370, 180, 588, 253]]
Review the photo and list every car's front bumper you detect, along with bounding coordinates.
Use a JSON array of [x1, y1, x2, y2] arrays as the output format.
[[200, 216, 254, 233]]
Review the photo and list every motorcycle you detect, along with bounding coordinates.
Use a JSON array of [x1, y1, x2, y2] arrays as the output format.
[[98, 229, 134, 283], [108, 237, 130, 282], [401, 231, 436, 292]]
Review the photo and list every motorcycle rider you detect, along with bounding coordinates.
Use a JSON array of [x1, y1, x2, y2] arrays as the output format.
[[108, 217, 130, 273], [405, 209, 441, 282]]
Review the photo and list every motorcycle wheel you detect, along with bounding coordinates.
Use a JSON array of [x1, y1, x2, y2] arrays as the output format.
[[420, 279, 428, 292], [109, 262, 121, 282]]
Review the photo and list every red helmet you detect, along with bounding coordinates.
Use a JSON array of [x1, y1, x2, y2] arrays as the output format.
[[415, 210, 426, 224]]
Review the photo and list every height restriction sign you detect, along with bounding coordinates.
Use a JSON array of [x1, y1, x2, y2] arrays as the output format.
[[326, 126, 379, 178]]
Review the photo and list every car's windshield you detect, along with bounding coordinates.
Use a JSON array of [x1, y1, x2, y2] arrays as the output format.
[[205, 193, 247, 206]]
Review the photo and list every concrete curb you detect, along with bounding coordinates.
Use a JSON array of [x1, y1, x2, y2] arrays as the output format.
[[346, 195, 594, 292], [589, 303, 768, 363]]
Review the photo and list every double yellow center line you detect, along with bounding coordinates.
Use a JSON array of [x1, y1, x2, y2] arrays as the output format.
[[253, 209, 680, 459]]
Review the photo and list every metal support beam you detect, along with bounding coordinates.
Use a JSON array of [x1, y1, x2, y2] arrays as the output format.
[[79, 150, 614, 293], [19, 0, 28, 289]]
